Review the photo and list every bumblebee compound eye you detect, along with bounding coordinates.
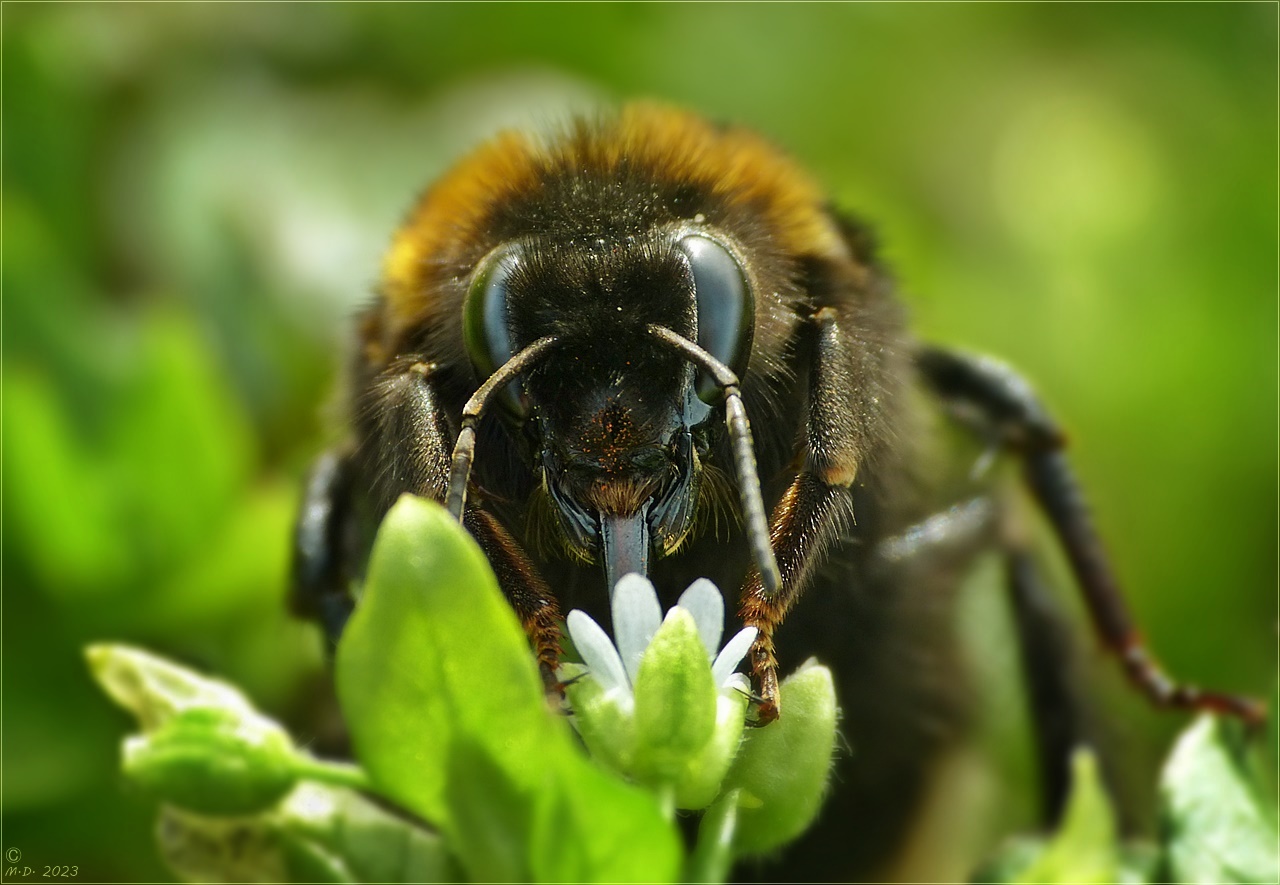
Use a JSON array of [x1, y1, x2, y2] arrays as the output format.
[[462, 245, 526, 416], [677, 235, 754, 403]]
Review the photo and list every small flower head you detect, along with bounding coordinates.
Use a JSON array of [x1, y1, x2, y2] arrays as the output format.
[[563, 574, 756, 808], [566, 574, 757, 704]]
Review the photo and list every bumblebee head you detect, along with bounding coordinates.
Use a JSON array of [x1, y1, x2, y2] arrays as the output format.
[[376, 105, 849, 595], [466, 222, 761, 585]]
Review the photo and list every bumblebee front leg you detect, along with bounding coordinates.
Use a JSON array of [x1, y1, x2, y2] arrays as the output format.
[[916, 346, 1265, 725], [465, 508, 564, 679], [357, 361, 563, 678], [740, 308, 863, 723]]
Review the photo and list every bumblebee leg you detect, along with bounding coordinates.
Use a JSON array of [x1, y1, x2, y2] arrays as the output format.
[[291, 450, 357, 647], [466, 508, 563, 683], [1005, 548, 1093, 822], [359, 361, 563, 677], [740, 308, 862, 723], [916, 346, 1264, 725]]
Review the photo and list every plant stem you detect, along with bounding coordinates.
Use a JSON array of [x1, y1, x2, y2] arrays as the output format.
[[687, 789, 739, 884], [292, 757, 373, 792]]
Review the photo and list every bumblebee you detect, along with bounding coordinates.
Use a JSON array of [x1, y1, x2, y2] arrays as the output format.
[[293, 105, 1259, 879]]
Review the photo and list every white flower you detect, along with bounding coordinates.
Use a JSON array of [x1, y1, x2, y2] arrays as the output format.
[[565, 573, 757, 709]]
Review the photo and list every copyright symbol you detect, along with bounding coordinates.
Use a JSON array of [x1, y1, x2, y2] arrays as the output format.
[[5, 847, 19, 863]]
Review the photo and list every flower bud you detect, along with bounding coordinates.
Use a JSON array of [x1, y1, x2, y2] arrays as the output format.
[[724, 660, 838, 854], [123, 706, 299, 815]]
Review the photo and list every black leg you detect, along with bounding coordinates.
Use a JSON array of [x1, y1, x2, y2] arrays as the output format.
[[1005, 548, 1090, 822], [466, 507, 563, 682], [352, 360, 564, 669], [739, 307, 872, 722], [291, 450, 357, 648], [916, 345, 1264, 726]]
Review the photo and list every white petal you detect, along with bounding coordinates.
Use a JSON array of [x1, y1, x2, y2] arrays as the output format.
[[676, 578, 724, 658], [711, 626, 758, 689], [611, 573, 662, 685], [566, 610, 629, 694], [722, 672, 751, 696]]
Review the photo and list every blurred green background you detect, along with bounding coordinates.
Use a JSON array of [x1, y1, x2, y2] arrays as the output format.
[[3, 4, 1274, 881]]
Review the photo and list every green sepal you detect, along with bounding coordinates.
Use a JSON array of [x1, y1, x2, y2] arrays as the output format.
[[563, 662, 636, 776], [675, 689, 749, 810], [632, 607, 718, 786]]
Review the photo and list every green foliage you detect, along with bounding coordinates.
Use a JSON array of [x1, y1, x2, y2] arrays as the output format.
[[86, 498, 1277, 883], [336, 495, 682, 882], [334, 495, 555, 831], [89, 643, 455, 882], [1011, 751, 1118, 884], [6, 313, 254, 601], [979, 718, 1279, 884], [335, 495, 842, 882], [88, 497, 849, 882], [1159, 716, 1279, 884], [157, 784, 456, 884], [341, 497, 678, 880]]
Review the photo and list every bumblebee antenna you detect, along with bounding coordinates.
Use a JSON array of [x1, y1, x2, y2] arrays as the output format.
[[647, 324, 782, 595], [446, 336, 559, 521]]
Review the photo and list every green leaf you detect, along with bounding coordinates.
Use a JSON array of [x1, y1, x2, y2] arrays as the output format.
[[978, 838, 1158, 885], [723, 660, 838, 856], [530, 753, 683, 884], [276, 832, 356, 884], [335, 494, 554, 833], [1014, 749, 1117, 884], [972, 836, 1047, 884], [336, 495, 681, 882], [2, 367, 133, 592], [144, 483, 297, 630], [1116, 843, 1161, 885], [4, 314, 256, 604], [283, 782, 457, 883], [159, 805, 290, 883], [1159, 715, 1279, 884], [444, 741, 533, 882], [100, 312, 256, 578]]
